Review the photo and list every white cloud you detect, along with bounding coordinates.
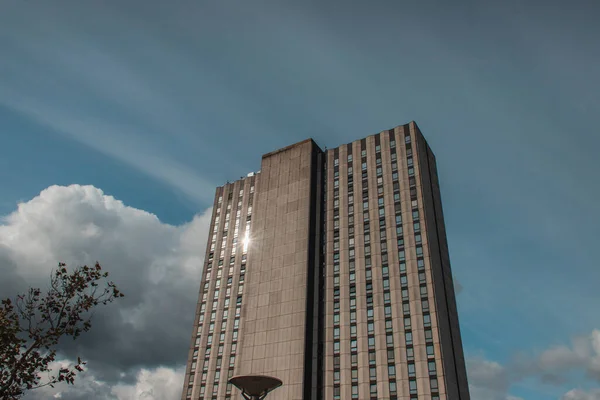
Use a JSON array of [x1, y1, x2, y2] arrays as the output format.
[[511, 329, 600, 383], [110, 366, 185, 400], [467, 357, 520, 400], [467, 329, 600, 400], [27, 359, 184, 400], [0, 184, 210, 399], [561, 388, 600, 400]]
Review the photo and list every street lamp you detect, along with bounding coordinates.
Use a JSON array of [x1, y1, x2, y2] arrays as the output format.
[[228, 374, 283, 400]]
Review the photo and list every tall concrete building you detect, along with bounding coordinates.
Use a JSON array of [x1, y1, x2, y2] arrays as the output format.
[[181, 122, 470, 400]]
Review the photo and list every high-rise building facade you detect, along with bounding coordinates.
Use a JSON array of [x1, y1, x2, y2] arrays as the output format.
[[181, 122, 470, 400]]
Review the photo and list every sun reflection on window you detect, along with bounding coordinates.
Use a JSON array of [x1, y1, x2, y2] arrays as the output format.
[[242, 232, 250, 253]]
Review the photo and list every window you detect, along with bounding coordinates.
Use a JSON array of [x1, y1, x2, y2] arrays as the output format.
[[369, 366, 377, 379], [388, 364, 396, 377], [368, 336, 375, 348], [424, 313, 431, 327], [378, 302, 389, 316], [427, 344, 435, 356], [333, 386, 340, 399], [389, 381, 397, 396], [425, 329, 433, 341], [333, 371, 340, 382], [387, 349, 395, 360], [407, 363, 417, 378], [370, 383, 377, 395], [399, 250, 405, 261], [428, 361, 437, 374], [409, 379, 417, 394], [405, 331, 413, 345], [402, 289, 409, 300], [369, 352, 376, 364]]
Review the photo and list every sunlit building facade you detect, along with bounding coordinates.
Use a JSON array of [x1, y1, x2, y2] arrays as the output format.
[[181, 122, 470, 400]]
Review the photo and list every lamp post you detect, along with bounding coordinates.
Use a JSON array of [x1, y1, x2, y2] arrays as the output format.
[[228, 374, 283, 400]]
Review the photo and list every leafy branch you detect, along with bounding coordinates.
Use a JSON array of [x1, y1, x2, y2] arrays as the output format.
[[0, 262, 124, 399]]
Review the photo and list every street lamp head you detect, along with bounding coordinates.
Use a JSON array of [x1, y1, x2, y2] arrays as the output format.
[[229, 374, 283, 400]]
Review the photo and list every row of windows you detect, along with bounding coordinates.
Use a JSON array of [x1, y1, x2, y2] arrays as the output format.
[[331, 142, 397, 400], [404, 131, 441, 397], [329, 131, 440, 398], [187, 186, 253, 400]]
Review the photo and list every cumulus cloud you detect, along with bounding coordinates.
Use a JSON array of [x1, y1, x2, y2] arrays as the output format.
[[0, 185, 211, 399], [561, 388, 600, 400], [467, 329, 600, 400], [511, 330, 600, 384], [25, 359, 185, 400], [467, 357, 522, 400]]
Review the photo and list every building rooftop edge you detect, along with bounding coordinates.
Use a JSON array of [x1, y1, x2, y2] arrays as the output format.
[[261, 138, 321, 159], [216, 121, 423, 188]]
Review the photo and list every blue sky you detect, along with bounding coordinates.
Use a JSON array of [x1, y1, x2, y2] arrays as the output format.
[[1, 1, 600, 399]]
